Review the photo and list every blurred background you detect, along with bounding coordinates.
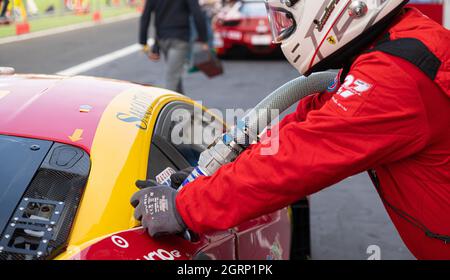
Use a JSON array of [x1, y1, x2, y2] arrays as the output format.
[[0, 0, 142, 36], [0, 0, 448, 260]]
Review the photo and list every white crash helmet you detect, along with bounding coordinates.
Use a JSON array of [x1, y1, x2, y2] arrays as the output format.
[[265, 0, 408, 75]]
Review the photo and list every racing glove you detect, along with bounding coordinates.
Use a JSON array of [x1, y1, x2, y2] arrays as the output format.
[[169, 167, 194, 189], [131, 180, 187, 237]]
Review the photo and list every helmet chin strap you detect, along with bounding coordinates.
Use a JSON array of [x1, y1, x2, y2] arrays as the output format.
[[304, 0, 409, 77]]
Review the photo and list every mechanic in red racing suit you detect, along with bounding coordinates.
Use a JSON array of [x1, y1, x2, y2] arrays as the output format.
[[131, 0, 450, 259]]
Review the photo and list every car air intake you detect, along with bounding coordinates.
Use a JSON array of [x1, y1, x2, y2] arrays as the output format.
[[0, 142, 90, 260], [222, 19, 241, 27]]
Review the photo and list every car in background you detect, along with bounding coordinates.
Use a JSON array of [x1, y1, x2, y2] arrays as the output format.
[[0, 69, 310, 260], [213, 0, 278, 57]]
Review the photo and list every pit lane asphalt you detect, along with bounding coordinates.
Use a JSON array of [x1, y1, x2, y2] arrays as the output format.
[[0, 17, 414, 260]]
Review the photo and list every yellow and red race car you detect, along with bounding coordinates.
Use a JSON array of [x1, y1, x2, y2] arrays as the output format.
[[0, 70, 310, 260]]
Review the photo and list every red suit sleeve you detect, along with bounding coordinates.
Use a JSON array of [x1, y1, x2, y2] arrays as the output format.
[[176, 53, 430, 234], [277, 79, 336, 128]]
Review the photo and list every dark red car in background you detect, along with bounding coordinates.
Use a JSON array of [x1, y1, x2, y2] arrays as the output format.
[[213, 0, 278, 57]]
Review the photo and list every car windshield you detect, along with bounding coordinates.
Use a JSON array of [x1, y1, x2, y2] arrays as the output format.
[[239, 2, 268, 17]]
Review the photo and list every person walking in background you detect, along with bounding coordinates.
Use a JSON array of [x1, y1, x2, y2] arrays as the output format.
[[0, 0, 10, 22], [139, 0, 209, 94]]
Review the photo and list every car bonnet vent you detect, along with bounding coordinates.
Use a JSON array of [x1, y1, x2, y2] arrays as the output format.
[[0, 143, 90, 260], [222, 19, 241, 27]]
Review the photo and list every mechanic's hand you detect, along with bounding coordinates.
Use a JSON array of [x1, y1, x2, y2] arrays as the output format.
[[142, 44, 150, 54], [199, 42, 209, 51], [147, 51, 160, 61], [130, 180, 186, 237], [142, 44, 160, 61], [170, 167, 194, 190]]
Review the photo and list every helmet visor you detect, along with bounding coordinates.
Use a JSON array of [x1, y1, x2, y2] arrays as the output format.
[[265, 2, 296, 43]]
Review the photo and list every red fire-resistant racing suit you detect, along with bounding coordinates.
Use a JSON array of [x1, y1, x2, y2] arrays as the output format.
[[176, 8, 450, 259]]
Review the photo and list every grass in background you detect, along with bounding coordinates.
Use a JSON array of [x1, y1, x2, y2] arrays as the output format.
[[0, 1, 138, 38]]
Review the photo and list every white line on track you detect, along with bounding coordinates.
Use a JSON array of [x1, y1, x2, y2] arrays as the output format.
[[55, 38, 154, 76], [0, 13, 140, 45]]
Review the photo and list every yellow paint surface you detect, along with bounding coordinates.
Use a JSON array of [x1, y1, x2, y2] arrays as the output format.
[[56, 86, 197, 259]]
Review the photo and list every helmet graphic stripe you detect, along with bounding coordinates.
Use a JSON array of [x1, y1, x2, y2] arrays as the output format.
[[307, 0, 352, 70]]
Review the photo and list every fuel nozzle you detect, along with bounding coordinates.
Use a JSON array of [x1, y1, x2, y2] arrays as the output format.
[[179, 132, 244, 189]]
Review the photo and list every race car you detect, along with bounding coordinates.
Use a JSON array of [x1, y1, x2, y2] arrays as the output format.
[[0, 68, 310, 260], [213, 0, 278, 57]]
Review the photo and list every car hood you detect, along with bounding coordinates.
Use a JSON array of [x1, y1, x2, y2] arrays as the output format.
[[0, 74, 176, 153]]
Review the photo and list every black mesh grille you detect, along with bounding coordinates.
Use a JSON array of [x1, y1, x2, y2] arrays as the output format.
[[222, 20, 241, 27], [0, 143, 90, 260]]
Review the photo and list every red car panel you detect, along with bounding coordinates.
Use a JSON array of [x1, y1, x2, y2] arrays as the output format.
[[0, 75, 132, 153], [69, 210, 292, 260], [234, 209, 291, 260], [69, 228, 236, 260]]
